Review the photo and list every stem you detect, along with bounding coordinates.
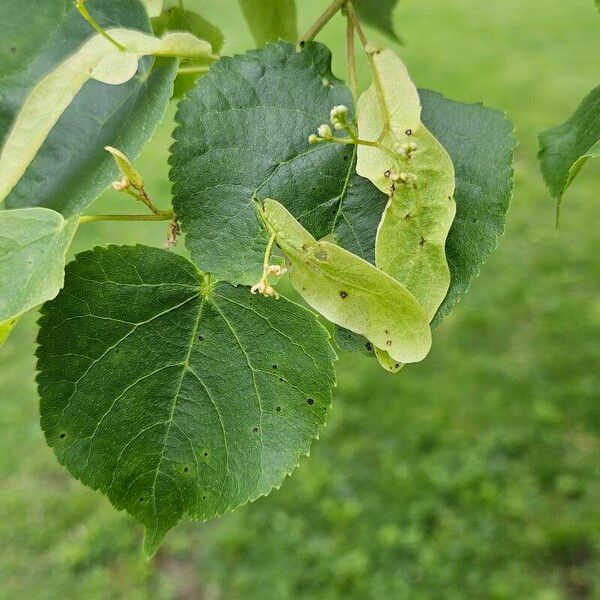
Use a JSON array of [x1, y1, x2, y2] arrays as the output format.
[[76, 1, 126, 51], [297, 0, 348, 50], [346, 1, 391, 140], [262, 233, 277, 279], [346, 13, 358, 99], [80, 211, 173, 224], [177, 66, 210, 75], [137, 189, 172, 218], [330, 136, 399, 162]]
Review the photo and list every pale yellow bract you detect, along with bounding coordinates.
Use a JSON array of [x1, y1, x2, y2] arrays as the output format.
[[0, 29, 212, 204], [262, 199, 432, 365]]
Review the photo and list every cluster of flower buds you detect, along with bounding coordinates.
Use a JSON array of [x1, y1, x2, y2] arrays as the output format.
[[394, 141, 418, 159], [385, 170, 418, 185], [251, 264, 288, 299], [309, 105, 351, 144]]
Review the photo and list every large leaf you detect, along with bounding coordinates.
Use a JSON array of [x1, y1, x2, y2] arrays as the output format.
[[1, 0, 178, 217], [171, 41, 371, 285], [0, 207, 78, 327], [37, 245, 336, 556], [237, 0, 297, 47], [355, 0, 400, 41], [538, 85, 600, 216], [263, 200, 431, 364], [152, 6, 224, 97]]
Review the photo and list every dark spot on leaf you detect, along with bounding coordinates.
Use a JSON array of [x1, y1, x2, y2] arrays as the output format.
[[395, 363, 400, 369], [419, 237, 426, 247], [385, 329, 389, 334], [279, 377, 284, 382], [340, 291, 348, 299], [59, 432, 67, 439], [365, 342, 373, 352], [404, 213, 412, 220], [198, 334, 204, 341], [472, 217, 478, 223], [253, 426, 259, 433], [202, 495, 207, 500], [298, 40, 306, 48], [272, 364, 278, 370], [203, 451, 209, 457], [386, 340, 392, 347], [139, 497, 144, 503], [183, 466, 189, 473], [276, 406, 281, 412], [10, 46, 17, 54], [384, 170, 391, 178], [406, 129, 413, 136], [306, 398, 315, 405]]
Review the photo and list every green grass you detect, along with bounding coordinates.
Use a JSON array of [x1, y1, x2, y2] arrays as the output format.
[[1, 0, 599, 598]]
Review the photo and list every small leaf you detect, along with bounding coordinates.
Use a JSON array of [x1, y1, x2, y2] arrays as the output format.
[[0, 207, 78, 326], [355, 0, 400, 42], [357, 48, 456, 322], [0, 318, 19, 349], [538, 85, 600, 217], [37, 244, 336, 557], [152, 6, 224, 97], [171, 41, 358, 285], [237, 0, 297, 47], [262, 200, 431, 364], [1, 0, 178, 217], [105, 146, 146, 189]]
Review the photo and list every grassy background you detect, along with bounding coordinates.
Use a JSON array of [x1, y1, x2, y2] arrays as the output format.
[[1, 0, 599, 598]]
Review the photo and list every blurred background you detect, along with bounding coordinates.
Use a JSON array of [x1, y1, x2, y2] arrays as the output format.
[[1, 0, 599, 598]]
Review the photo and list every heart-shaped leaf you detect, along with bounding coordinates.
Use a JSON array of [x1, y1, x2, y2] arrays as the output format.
[[37, 244, 336, 556], [1, 0, 178, 217], [0, 207, 78, 328], [171, 41, 386, 286], [262, 200, 431, 364]]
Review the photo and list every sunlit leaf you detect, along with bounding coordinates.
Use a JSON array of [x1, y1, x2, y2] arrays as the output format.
[[238, 0, 297, 46], [0, 318, 19, 349], [37, 244, 336, 557], [262, 200, 431, 364], [0, 207, 78, 327], [538, 85, 600, 218]]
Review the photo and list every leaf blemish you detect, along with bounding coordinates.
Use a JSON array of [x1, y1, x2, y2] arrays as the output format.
[[419, 237, 426, 247], [276, 406, 281, 412], [252, 426, 259, 433], [59, 432, 67, 440], [306, 398, 315, 405], [339, 291, 348, 299]]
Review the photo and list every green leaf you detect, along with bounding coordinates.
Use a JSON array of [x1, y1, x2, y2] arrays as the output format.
[[538, 85, 600, 217], [237, 0, 297, 47], [0, 207, 78, 327], [355, 0, 400, 42], [422, 91, 515, 328], [262, 200, 431, 364], [152, 6, 224, 97], [0, 318, 19, 349], [1, 0, 178, 217], [37, 244, 336, 557], [171, 41, 362, 285], [357, 49, 456, 322]]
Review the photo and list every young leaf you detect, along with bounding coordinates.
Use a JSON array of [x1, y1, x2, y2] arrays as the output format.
[[237, 0, 297, 47], [0, 318, 19, 349], [262, 199, 431, 364], [152, 6, 224, 97], [355, 0, 400, 42], [1, 0, 177, 217], [0, 208, 78, 328], [171, 41, 359, 285], [357, 48, 456, 325], [538, 85, 600, 217], [37, 245, 336, 557]]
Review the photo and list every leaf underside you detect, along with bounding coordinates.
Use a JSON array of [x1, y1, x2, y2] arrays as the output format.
[[1, 0, 177, 217], [0, 207, 78, 325], [538, 84, 600, 209], [37, 245, 336, 556]]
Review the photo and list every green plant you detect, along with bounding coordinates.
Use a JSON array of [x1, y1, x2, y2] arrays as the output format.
[[0, 0, 517, 556]]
